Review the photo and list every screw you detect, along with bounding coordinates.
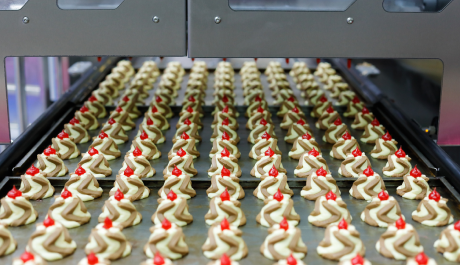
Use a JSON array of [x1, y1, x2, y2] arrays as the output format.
[[153, 16, 159, 23], [23, 16, 29, 24], [347, 17, 354, 24], [214, 16, 221, 24]]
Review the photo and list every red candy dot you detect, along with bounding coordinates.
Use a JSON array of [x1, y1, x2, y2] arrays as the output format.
[[269, 165, 279, 177], [220, 218, 230, 231], [75, 165, 86, 176], [176, 148, 187, 157], [116, 106, 123, 113], [352, 96, 360, 104], [26, 165, 40, 176], [114, 189, 124, 201], [342, 131, 352, 140], [363, 166, 374, 177], [172, 165, 182, 177], [338, 218, 348, 230], [220, 188, 230, 201], [221, 166, 231, 177], [140, 130, 149, 140], [155, 96, 163, 103], [395, 216, 406, 229], [122, 96, 130, 102], [222, 131, 230, 141], [98, 131, 108, 139], [333, 118, 342, 126], [222, 117, 230, 126], [326, 106, 334, 114], [183, 118, 191, 125], [153, 252, 165, 265], [302, 132, 312, 140], [124, 166, 134, 177], [69, 117, 80, 125], [7, 186, 22, 199], [220, 254, 231, 265], [107, 117, 116, 125], [264, 147, 275, 157], [378, 190, 389, 201], [186, 106, 194, 113], [167, 190, 178, 201], [410, 165, 422, 178], [273, 189, 284, 202], [319, 96, 328, 103], [103, 217, 113, 229], [87, 252, 99, 265], [188, 96, 196, 102], [351, 254, 365, 265], [279, 217, 289, 231], [291, 106, 299, 114], [287, 97, 295, 102], [255, 95, 262, 102], [180, 132, 190, 140], [382, 131, 392, 141], [361, 107, 370, 114], [61, 187, 72, 199], [133, 147, 143, 157], [20, 252, 35, 263], [146, 118, 154, 126], [308, 148, 320, 157], [286, 254, 297, 265], [371, 118, 380, 126], [80, 106, 89, 113], [259, 118, 267, 126], [296, 119, 305, 125], [414, 252, 429, 265], [57, 130, 69, 140], [257, 105, 264, 113], [351, 147, 362, 157], [222, 95, 229, 103], [151, 106, 159, 113], [325, 190, 337, 201], [222, 105, 229, 113], [428, 188, 441, 202], [394, 147, 406, 158], [88, 147, 99, 156], [261, 132, 271, 140], [221, 147, 230, 157], [316, 166, 327, 176], [454, 220, 460, 231], [43, 216, 55, 227]]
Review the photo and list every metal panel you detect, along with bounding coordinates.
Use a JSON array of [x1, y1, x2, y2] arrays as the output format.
[[188, 0, 460, 146], [0, 0, 186, 144]]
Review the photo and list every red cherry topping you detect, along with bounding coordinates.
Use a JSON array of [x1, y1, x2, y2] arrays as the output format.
[[61, 187, 72, 199], [279, 217, 289, 231], [287, 96, 295, 102], [107, 117, 116, 125], [221, 166, 231, 177], [351, 147, 362, 157], [88, 147, 99, 156], [133, 147, 142, 157], [363, 166, 374, 177], [378, 190, 389, 201], [172, 165, 182, 177], [302, 132, 312, 140], [75, 165, 86, 176], [20, 252, 35, 263], [308, 148, 320, 157], [222, 105, 229, 113], [260, 118, 268, 126], [395, 147, 406, 158], [286, 254, 297, 265], [43, 145, 56, 156], [80, 106, 89, 113], [316, 166, 327, 176], [351, 254, 365, 265], [167, 190, 177, 201], [221, 147, 230, 157], [257, 105, 264, 113], [151, 106, 159, 113], [155, 96, 162, 103], [326, 106, 334, 113], [122, 96, 130, 102], [338, 218, 348, 230], [319, 96, 328, 103], [296, 119, 306, 125], [115, 106, 123, 113], [342, 131, 352, 140], [410, 165, 422, 178], [57, 130, 69, 140], [255, 95, 262, 102], [382, 131, 392, 141], [186, 106, 194, 113], [98, 131, 108, 139], [273, 189, 284, 202], [222, 95, 229, 103], [222, 117, 230, 126], [183, 118, 191, 125], [7, 186, 22, 199], [153, 252, 165, 265], [188, 95, 196, 102], [269, 165, 279, 177], [145, 117, 153, 126], [87, 252, 99, 265], [454, 220, 460, 231], [103, 217, 113, 229], [395, 216, 406, 229], [180, 132, 190, 140], [43, 216, 55, 227], [114, 188, 124, 201], [26, 165, 40, 176], [176, 148, 187, 157], [261, 132, 271, 140], [333, 118, 342, 126], [361, 107, 370, 114], [428, 188, 441, 202], [69, 117, 80, 125], [140, 130, 149, 140], [222, 131, 230, 141], [414, 252, 429, 265], [220, 218, 230, 231], [325, 190, 337, 201], [162, 218, 172, 230], [292, 106, 299, 113], [124, 166, 134, 177], [220, 254, 231, 265], [220, 188, 230, 201], [371, 118, 380, 126], [352, 96, 360, 104], [265, 147, 275, 157]]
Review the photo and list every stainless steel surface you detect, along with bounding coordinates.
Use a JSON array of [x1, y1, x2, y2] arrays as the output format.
[[228, 0, 357, 11], [0, 0, 186, 143], [13, 57, 27, 135], [187, 0, 460, 145]]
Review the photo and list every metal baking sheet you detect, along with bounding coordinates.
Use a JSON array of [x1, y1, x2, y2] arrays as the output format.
[[0, 183, 458, 265]]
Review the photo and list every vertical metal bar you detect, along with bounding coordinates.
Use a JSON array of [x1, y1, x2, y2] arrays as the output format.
[[48, 57, 60, 101], [61, 57, 70, 93], [13, 57, 27, 134]]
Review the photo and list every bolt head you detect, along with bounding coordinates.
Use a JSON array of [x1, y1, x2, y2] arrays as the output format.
[[23, 16, 29, 24], [153, 16, 159, 23], [347, 17, 354, 24], [214, 16, 221, 24]]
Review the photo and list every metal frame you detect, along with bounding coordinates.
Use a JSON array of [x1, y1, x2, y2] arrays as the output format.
[[188, 0, 460, 146], [0, 0, 187, 143]]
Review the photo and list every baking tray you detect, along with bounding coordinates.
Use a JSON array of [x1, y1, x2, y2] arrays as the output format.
[[2, 68, 456, 265]]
